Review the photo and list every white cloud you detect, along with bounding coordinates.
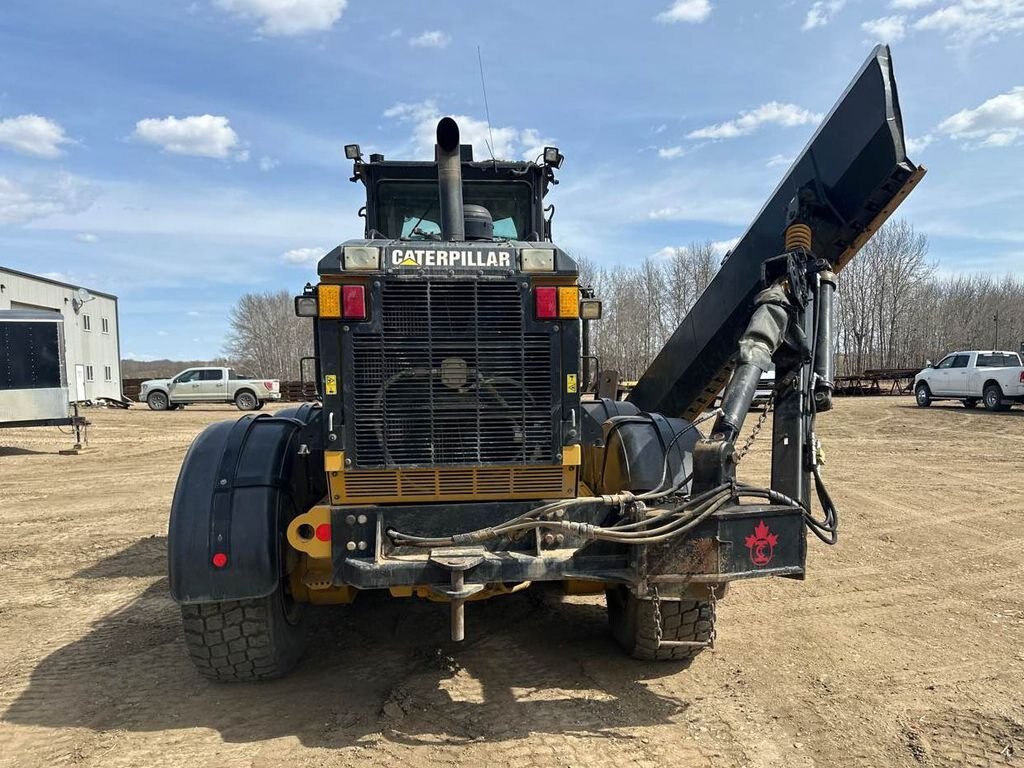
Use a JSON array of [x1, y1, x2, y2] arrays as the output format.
[[938, 86, 1024, 148], [186, 310, 202, 316], [655, 0, 712, 23], [766, 153, 793, 167], [0, 173, 96, 225], [862, 15, 907, 40], [258, 155, 279, 171], [282, 246, 324, 264], [0, 114, 72, 158], [652, 237, 738, 261], [214, 0, 347, 36], [711, 237, 740, 256], [905, 134, 935, 154], [914, 1, 1024, 47], [802, 0, 845, 30], [133, 114, 242, 159], [409, 30, 450, 48], [653, 124, 668, 134], [890, 0, 934, 7], [658, 146, 687, 159], [383, 100, 554, 161], [687, 102, 822, 140], [75, 232, 99, 243]]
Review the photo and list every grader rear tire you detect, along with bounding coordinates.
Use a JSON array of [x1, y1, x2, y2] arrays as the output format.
[[606, 586, 714, 662], [180, 582, 306, 682]]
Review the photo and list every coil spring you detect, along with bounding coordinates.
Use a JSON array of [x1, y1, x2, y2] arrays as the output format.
[[785, 222, 812, 252]]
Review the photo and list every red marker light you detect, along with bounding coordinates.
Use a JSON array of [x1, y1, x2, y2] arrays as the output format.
[[535, 287, 557, 319], [212, 552, 228, 568], [342, 285, 367, 320], [315, 523, 332, 542]]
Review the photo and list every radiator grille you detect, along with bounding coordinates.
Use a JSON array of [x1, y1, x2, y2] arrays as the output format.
[[350, 280, 555, 467], [330, 465, 576, 503]]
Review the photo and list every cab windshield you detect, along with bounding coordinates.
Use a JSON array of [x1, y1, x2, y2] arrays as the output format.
[[375, 180, 534, 240]]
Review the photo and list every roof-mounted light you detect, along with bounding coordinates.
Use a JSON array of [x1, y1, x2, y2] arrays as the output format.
[[543, 146, 564, 168], [344, 144, 362, 160]]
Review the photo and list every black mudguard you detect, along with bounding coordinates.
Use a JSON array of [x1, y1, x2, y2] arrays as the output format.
[[168, 405, 324, 604]]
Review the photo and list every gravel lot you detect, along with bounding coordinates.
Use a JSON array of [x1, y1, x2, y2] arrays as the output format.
[[0, 397, 1022, 767]]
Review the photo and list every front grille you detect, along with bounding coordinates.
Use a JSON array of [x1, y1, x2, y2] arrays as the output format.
[[350, 279, 555, 467]]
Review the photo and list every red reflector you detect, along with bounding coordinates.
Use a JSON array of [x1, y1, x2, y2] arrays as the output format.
[[315, 523, 332, 542], [212, 552, 228, 568], [342, 285, 366, 319], [535, 286, 557, 319]]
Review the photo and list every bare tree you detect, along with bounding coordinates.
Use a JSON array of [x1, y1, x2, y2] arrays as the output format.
[[223, 291, 314, 380]]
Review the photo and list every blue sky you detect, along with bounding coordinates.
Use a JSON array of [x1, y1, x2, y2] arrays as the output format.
[[1, 0, 1022, 360]]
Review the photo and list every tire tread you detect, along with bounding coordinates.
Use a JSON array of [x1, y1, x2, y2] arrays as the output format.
[[180, 596, 301, 682]]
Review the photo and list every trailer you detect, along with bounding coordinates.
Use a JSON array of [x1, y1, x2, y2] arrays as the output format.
[[0, 309, 87, 447]]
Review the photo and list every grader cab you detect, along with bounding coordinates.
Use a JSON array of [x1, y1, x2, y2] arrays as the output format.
[[168, 45, 924, 681]]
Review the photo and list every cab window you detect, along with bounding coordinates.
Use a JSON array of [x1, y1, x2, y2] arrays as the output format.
[[174, 370, 199, 383], [198, 369, 224, 381], [377, 180, 534, 240], [935, 356, 955, 369], [951, 355, 970, 368]]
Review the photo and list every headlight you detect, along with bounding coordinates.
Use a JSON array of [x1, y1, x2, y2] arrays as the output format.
[[343, 245, 381, 270], [520, 248, 555, 272]]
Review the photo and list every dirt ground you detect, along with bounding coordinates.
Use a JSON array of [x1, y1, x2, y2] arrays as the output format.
[[0, 397, 1022, 767]]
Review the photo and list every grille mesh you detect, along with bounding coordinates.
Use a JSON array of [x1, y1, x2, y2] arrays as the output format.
[[350, 280, 554, 467]]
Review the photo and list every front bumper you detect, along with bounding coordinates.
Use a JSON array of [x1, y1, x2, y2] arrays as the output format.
[[321, 500, 807, 590]]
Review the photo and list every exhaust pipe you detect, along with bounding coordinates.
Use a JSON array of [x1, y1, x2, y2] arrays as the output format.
[[436, 117, 465, 242]]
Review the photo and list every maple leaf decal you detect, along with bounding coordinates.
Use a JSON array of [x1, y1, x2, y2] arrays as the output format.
[[745, 520, 778, 549]]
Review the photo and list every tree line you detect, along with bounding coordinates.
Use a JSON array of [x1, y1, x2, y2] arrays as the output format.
[[214, 220, 1023, 382], [580, 220, 1023, 381]]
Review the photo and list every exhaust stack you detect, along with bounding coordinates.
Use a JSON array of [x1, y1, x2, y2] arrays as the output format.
[[436, 117, 465, 242]]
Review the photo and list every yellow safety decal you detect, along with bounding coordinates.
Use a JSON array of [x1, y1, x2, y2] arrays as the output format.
[[566, 373, 577, 393], [325, 374, 337, 395]]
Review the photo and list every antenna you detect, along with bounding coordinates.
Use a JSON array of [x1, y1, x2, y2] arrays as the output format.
[[477, 46, 497, 162]]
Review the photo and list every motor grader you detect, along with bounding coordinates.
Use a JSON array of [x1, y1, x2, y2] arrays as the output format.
[[168, 46, 924, 680]]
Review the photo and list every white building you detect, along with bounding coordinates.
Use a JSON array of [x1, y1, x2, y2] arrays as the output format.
[[0, 267, 122, 401]]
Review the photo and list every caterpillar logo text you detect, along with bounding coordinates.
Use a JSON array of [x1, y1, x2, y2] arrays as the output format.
[[389, 248, 512, 269]]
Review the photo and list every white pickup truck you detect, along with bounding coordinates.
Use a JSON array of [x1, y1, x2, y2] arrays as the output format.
[[139, 367, 281, 411], [914, 350, 1024, 411]]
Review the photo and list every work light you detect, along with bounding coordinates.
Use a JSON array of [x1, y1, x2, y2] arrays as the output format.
[[580, 299, 603, 320], [520, 248, 555, 272], [294, 295, 318, 317], [543, 146, 564, 168], [343, 245, 381, 270], [344, 144, 362, 160]]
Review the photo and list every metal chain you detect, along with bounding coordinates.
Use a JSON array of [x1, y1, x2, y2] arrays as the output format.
[[651, 583, 663, 647], [708, 584, 718, 650], [735, 392, 773, 462]]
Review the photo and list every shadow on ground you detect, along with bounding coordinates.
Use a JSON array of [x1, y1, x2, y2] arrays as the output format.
[[898, 403, 1024, 417], [0, 446, 60, 457], [4, 538, 694, 748]]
